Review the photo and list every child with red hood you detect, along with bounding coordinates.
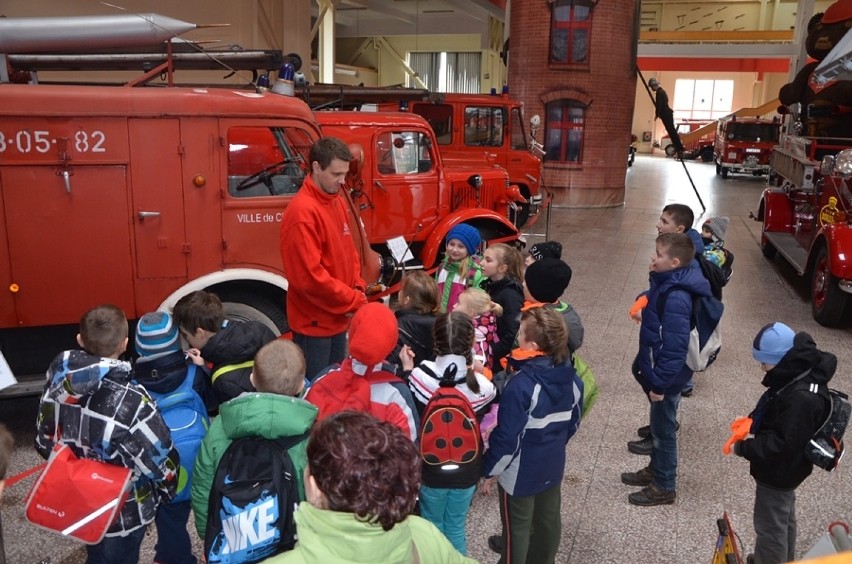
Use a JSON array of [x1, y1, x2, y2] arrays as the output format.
[[305, 303, 419, 441]]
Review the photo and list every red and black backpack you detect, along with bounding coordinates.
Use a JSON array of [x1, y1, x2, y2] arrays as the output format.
[[417, 363, 483, 489]]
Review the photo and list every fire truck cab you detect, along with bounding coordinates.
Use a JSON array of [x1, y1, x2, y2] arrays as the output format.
[[714, 116, 781, 179], [0, 84, 382, 394], [316, 111, 521, 270], [758, 136, 852, 326], [405, 92, 545, 228]]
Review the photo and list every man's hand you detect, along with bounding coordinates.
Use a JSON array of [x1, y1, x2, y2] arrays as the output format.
[[649, 391, 664, 402]]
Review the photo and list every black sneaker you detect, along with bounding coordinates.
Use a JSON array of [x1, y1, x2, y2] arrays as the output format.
[[627, 483, 676, 506], [488, 534, 503, 554], [627, 435, 653, 455], [681, 388, 694, 397], [621, 466, 654, 486], [637, 421, 680, 439]]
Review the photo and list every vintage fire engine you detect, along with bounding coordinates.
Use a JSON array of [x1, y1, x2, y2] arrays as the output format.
[[0, 14, 521, 394], [405, 92, 546, 228], [758, 138, 852, 326], [303, 86, 548, 229], [316, 111, 521, 269], [714, 116, 781, 179], [756, 26, 852, 326]]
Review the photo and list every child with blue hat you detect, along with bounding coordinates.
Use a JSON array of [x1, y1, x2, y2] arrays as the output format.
[[435, 223, 484, 312]]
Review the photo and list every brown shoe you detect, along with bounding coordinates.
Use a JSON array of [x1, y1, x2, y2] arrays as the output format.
[[621, 466, 654, 487], [628, 483, 676, 506]]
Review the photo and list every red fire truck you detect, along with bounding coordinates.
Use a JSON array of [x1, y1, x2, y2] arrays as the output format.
[[405, 92, 546, 228], [316, 111, 521, 269], [714, 116, 781, 179], [757, 136, 852, 326], [0, 83, 398, 394]]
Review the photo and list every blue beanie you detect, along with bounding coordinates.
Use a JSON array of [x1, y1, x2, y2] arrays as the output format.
[[752, 322, 795, 365], [447, 223, 481, 256], [135, 311, 180, 357]]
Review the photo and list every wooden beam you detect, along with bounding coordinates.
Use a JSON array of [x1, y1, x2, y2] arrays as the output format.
[[640, 30, 793, 42]]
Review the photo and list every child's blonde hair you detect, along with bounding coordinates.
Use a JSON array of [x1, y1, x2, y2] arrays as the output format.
[[252, 340, 306, 396], [399, 271, 439, 314], [521, 308, 569, 365], [488, 243, 523, 281], [460, 288, 503, 317]]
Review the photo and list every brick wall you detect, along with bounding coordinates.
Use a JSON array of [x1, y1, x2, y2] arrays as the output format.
[[509, 0, 638, 207]]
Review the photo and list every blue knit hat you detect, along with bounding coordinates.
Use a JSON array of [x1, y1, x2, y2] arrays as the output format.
[[447, 223, 481, 256], [135, 311, 180, 357], [752, 322, 795, 365]]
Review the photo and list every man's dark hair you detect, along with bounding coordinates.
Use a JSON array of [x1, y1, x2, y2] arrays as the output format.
[[79, 305, 128, 357], [662, 204, 695, 231], [0, 423, 14, 480], [309, 137, 352, 170], [172, 290, 225, 334], [657, 232, 695, 266]]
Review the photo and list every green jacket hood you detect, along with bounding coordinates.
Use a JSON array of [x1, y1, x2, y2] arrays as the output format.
[[219, 392, 318, 440]]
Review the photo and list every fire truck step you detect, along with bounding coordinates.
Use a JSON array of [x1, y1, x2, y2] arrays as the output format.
[[764, 232, 808, 274]]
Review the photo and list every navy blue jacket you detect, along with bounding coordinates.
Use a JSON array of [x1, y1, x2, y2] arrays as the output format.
[[635, 263, 711, 395], [482, 354, 582, 496]]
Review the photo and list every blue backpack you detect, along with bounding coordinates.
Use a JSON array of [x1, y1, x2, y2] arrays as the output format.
[[147, 365, 210, 503]]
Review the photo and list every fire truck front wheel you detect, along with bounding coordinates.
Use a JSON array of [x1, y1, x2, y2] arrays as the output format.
[[721, 166, 730, 179], [761, 235, 777, 259], [215, 290, 289, 336], [811, 246, 848, 327]]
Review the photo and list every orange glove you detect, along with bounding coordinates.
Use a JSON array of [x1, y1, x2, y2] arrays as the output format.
[[629, 295, 648, 320], [722, 416, 753, 455]]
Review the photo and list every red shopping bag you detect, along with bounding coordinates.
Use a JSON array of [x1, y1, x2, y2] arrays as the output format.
[[25, 443, 132, 544]]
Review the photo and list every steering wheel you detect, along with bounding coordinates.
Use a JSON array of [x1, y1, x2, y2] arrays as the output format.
[[235, 159, 298, 193]]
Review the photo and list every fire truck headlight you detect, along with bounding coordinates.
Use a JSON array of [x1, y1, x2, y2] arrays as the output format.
[[835, 149, 852, 179], [468, 175, 483, 189]]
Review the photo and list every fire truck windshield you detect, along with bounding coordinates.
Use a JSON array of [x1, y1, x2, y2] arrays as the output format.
[[728, 123, 780, 142], [227, 126, 311, 197]]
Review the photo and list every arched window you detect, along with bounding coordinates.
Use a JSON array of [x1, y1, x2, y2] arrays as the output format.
[[550, 0, 593, 66], [545, 99, 585, 163]]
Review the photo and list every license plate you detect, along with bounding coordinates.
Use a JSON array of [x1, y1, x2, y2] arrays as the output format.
[[745, 148, 761, 153]]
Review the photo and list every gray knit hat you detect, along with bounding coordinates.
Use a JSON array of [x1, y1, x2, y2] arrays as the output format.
[[702, 217, 729, 243]]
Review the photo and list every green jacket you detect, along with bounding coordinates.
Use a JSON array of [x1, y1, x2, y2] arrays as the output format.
[[190, 392, 318, 540], [263, 502, 477, 563]]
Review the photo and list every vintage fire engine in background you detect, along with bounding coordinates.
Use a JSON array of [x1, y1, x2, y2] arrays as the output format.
[[0, 14, 522, 394], [714, 116, 781, 179], [316, 111, 521, 269]]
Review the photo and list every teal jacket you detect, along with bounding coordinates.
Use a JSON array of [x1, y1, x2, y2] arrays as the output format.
[[263, 502, 476, 563], [190, 392, 318, 539]]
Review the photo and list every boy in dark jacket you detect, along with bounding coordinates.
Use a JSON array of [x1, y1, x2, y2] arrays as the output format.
[[523, 257, 584, 355], [172, 290, 276, 404], [729, 323, 834, 564], [621, 233, 711, 506], [35, 305, 179, 564], [482, 307, 583, 564]]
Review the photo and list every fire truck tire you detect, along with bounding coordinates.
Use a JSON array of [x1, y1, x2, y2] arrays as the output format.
[[699, 147, 714, 163], [216, 291, 289, 336], [811, 246, 848, 327], [721, 167, 729, 179], [715, 162, 721, 175]]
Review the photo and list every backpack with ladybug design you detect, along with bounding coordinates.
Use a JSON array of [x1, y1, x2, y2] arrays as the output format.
[[418, 364, 483, 489]]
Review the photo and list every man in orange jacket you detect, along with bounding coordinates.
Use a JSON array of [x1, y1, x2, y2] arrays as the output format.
[[280, 137, 367, 381]]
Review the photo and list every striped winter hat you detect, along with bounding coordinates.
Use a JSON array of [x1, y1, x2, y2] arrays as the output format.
[[135, 311, 181, 357]]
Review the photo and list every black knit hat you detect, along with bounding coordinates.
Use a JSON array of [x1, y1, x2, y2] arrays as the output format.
[[525, 258, 572, 303], [529, 240, 563, 262]]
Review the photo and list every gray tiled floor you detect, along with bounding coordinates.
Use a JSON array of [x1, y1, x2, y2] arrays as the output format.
[[2, 154, 851, 563]]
